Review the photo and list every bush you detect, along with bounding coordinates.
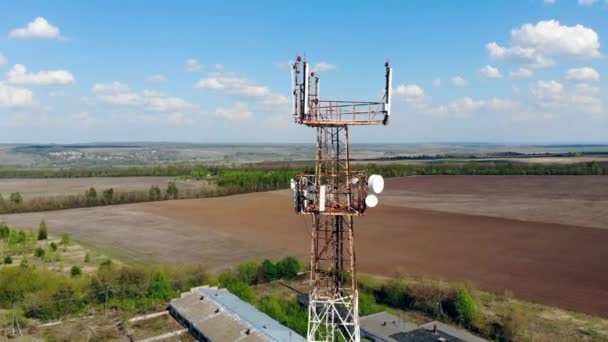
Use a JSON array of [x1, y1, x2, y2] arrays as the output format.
[[359, 290, 384, 316], [35, 247, 46, 258], [376, 280, 413, 309], [237, 261, 259, 285], [0, 223, 9, 240], [102, 188, 114, 205], [3, 255, 12, 264], [455, 287, 477, 326], [70, 266, 82, 277], [10, 192, 22, 205], [259, 259, 278, 282], [148, 272, 173, 300], [257, 295, 307, 336], [60, 233, 70, 246], [99, 258, 112, 268], [49, 242, 58, 252], [85, 187, 97, 206], [148, 186, 162, 201], [37, 220, 48, 240], [84, 252, 91, 263], [277, 256, 301, 279], [166, 182, 178, 199]]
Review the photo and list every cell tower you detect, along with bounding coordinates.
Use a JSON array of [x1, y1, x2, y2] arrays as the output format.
[[290, 56, 392, 341]]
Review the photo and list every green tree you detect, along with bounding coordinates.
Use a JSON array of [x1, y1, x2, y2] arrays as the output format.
[[85, 187, 98, 206], [0, 192, 5, 210], [84, 252, 91, 263], [3, 255, 12, 264], [10, 192, 22, 205], [102, 188, 114, 204], [277, 256, 301, 279], [49, 242, 58, 252], [455, 287, 477, 326], [37, 220, 48, 240], [166, 181, 179, 199]]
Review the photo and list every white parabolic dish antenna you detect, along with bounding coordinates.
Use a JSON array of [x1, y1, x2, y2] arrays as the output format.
[[365, 194, 378, 207], [368, 174, 384, 194]]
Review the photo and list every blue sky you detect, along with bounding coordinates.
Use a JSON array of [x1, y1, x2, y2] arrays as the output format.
[[0, 0, 606, 143]]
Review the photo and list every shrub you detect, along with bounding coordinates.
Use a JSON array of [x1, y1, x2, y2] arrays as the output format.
[[376, 280, 412, 309], [257, 295, 307, 336], [100, 258, 112, 268], [148, 272, 173, 300], [102, 188, 114, 205], [3, 255, 12, 264], [258, 259, 278, 282], [60, 233, 70, 246], [148, 186, 162, 201], [277, 256, 301, 279], [409, 281, 455, 318], [237, 261, 259, 285], [84, 252, 91, 263], [0, 223, 9, 240], [166, 181, 178, 199], [37, 220, 48, 240], [85, 187, 98, 206], [35, 247, 46, 258], [49, 242, 58, 252], [10, 192, 22, 205], [359, 290, 384, 316], [455, 287, 477, 326], [71, 266, 82, 277]]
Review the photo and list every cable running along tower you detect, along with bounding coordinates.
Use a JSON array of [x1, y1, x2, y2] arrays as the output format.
[[290, 57, 392, 341]]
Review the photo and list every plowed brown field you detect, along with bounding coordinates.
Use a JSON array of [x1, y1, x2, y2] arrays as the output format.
[[2, 176, 607, 317]]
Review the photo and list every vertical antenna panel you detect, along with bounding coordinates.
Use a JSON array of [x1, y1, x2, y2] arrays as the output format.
[[303, 62, 309, 118]]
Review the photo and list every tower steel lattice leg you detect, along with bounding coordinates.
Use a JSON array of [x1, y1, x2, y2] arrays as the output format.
[[307, 126, 360, 342]]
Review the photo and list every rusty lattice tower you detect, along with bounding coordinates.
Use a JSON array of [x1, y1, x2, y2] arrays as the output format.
[[290, 57, 392, 341]]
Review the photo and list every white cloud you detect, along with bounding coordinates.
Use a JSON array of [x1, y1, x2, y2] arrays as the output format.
[[531, 80, 602, 114], [9, 17, 63, 40], [0, 53, 5, 65], [8, 64, 74, 86], [448, 97, 485, 114], [578, 0, 597, 5], [214, 64, 224, 70], [393, 84, 425, 102], [146, 74, 167, 83], [512, 20, 600, 57], [565, 67, 600, 82], [486, 42, 554, 68], [216, 102, 253, 121], [185, 58, 202, 72], [0, 83, 33, 107], [509, 68, 533, 79], [480, 65, 503, 79], [312, 62, 336, 72], [92, 81, 194, 112], [451, 76, 468, 87], [486, 20, 600, 69], [544, 0, 556, 4], [194, 74, 288, 105], [432, 78, 441, 87], [531, 80, 564, 102]]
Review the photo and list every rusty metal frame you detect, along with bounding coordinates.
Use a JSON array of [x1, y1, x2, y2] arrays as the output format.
[[291, 58, 391, 342]]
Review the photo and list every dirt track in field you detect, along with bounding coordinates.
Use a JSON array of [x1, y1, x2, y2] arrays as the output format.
[[2, 176, 608, 317]]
